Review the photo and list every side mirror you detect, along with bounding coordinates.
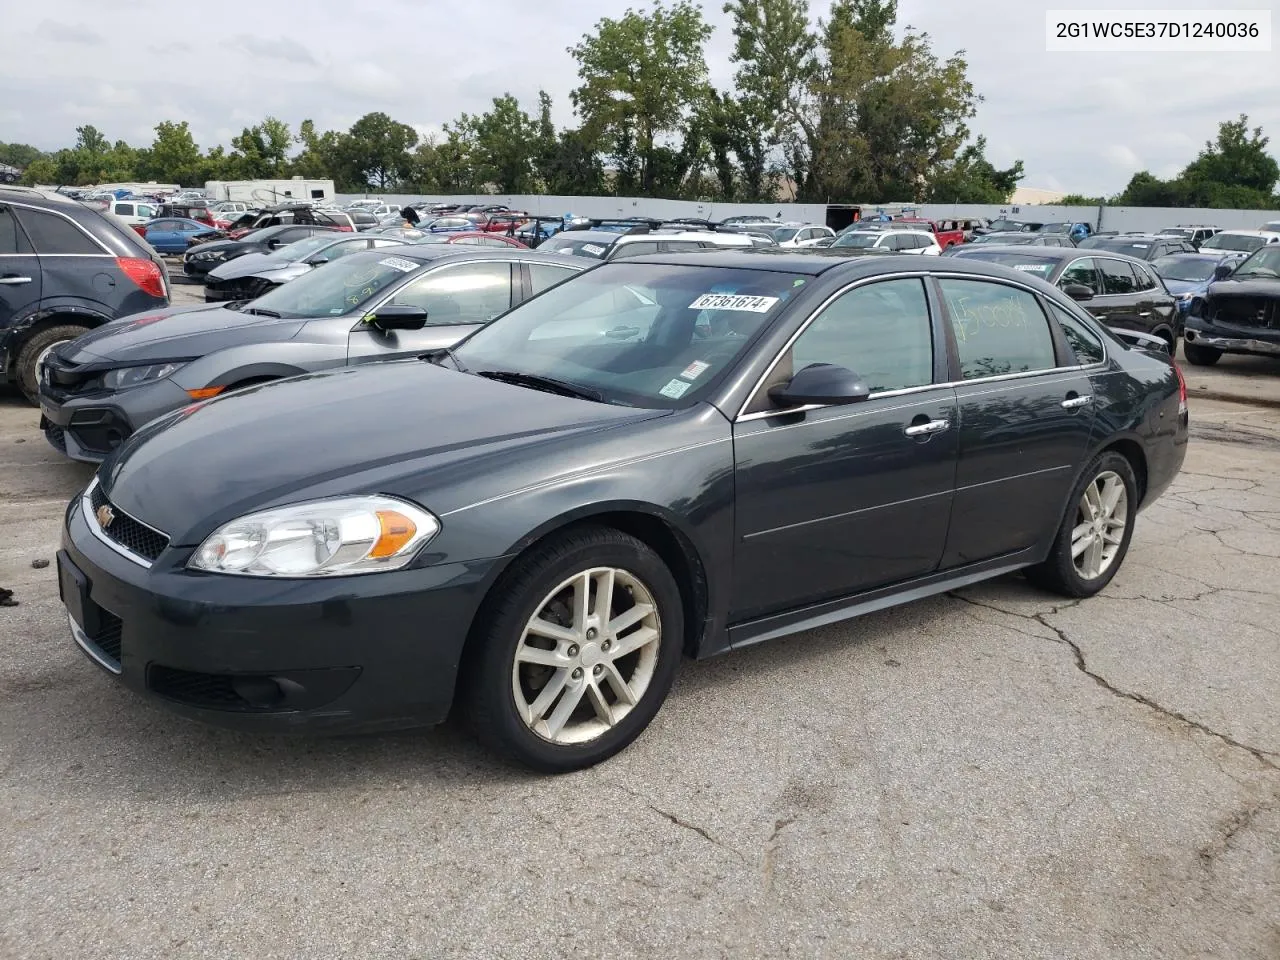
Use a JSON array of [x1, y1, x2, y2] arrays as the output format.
[[368, 304, 429, 330], [769, 363, 870, 408], [267, 239, 284, 249], [304, 255, 329, 266], [1063, 283, 1094, 301], [1212, 263, 1234, 280]]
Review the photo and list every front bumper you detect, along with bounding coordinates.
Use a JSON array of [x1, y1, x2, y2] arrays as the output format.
[[1185, 319, 1280, 356], [182, 256, 226, 278], [204, 275, 272, 302], [38, 379, 195, 463], [59, 491, 498, 733]]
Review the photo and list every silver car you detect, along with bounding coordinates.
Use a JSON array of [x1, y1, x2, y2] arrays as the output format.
[[203, 234, 412, 302]]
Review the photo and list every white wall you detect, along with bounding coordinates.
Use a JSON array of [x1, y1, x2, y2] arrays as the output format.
[[336, 193, 1280, 233]]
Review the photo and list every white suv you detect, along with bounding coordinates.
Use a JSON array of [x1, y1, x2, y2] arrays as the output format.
[[109, 199, 159, 226], [830, 228, 942, 255]]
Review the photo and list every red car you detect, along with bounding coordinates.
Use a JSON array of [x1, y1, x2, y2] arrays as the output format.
[[417, 231, 528, 248], [895, 217, 964, 249]]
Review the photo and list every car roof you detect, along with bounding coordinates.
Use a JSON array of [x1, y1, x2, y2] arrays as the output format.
[[952, 244, 1156, 267], [1215, 229, 1280, 238], [608, 248, 991, 276], [345, 247, 584, 267]]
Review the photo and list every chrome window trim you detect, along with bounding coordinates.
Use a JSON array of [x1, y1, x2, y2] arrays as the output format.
[[81, 477, 168, 569], [9, 200, 112, 255], [735, 270, 1108, 424]]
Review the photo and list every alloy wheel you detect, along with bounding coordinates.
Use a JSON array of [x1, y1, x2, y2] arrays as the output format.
[[511, 566, 661, 745], [1072, 470, 1128, 580]]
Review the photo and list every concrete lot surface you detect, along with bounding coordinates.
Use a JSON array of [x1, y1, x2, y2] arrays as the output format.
[[1, 386, 1278, 959]]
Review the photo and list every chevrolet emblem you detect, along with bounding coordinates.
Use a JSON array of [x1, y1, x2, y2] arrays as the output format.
[[95, 504, 116, 529]]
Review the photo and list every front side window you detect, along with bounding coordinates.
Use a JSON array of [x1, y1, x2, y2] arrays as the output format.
[[1050, 302, 1105, 365], [249, 252, 423, 318], [389, 261, 513, 326], [791, 279, 934, 394], [1098, 259, 1139, 295], [453, 263, 805, 409], [939, 278, 1057, 380]]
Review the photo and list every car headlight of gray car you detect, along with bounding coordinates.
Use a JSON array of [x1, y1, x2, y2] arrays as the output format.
[[188, 496, 440, 577], [102, 362, 188, 390]]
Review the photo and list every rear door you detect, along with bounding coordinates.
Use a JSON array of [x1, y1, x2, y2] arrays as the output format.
[[347, 260, 518, 363], [0, 204, 42, 346], [934, 275, 1095, 567]]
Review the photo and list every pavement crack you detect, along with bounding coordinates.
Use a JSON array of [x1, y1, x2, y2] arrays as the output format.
[[949, 592, 1280, 771], [1197, 797, 1280, 871], [604, 779, 746, 861]]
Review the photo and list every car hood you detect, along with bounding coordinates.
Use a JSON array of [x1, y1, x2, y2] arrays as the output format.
[[187, 239, 250, 257], [207, 251, 292, 280], [57, 303, 304, 365], [1162, 278, 1206, 297], [100, 362, 668, 543], [1205, 277, 1280, 299]]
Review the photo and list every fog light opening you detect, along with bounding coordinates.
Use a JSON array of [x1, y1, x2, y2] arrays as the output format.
[[230, 676, 286, 708]]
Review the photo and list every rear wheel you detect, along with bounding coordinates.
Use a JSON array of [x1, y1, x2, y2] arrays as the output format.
[[462, 526, 683, 772], [1182, 342, 1221, 366], [16, 324, 90, 403], [1026, 451, 1137, 598]]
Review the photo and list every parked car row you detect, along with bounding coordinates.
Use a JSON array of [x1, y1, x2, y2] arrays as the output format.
[[44, 237, 1187, 770]]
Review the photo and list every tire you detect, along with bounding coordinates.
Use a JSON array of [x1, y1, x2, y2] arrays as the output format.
[[16, 324, 91, 403], [461, 525, 684, 772], [1026, 451, 1138, 598], [1183, 342, 1222, 366]]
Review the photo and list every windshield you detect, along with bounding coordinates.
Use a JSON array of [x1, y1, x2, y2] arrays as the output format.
[[542, 236, 615, 259], [247, 252, 419, 318], [1152, 256, 1216, 282], [1038, 223, 1071, 234], [1079, 238, 1155, 257], [452, 263, 805, 408], [771, 227, 801, 242], [971, 234, 1033, 245], [276, 235, 338, 262], [951, 250, 1057, 278], [1201, 233, 1266, 253], [1159, 228, 1193, 239], [831, 232, 881, 248], [986, 219, 1028, 232], [1230, 247, 1280, 278]]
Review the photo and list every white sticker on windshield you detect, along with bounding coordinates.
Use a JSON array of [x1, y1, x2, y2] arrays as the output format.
[[681, 360, 710, 380], [688, 293, 779, 313], [378, 256, 418, 272], [581, 243, 606, 255], [1014, 264, 1049, 271], [1132, 243, 1149, 249], [659, 378, 691, 399]]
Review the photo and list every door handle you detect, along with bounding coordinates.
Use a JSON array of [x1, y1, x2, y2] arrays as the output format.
[[904, 418, 950, 437], [1061, 395, 1093, 409], [0, 276, 33, 285]]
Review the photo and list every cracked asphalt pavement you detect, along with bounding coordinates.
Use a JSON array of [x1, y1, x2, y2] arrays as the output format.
[[1, 392, 1278, 960]]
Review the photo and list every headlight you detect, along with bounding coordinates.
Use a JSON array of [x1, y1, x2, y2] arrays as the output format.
[[193, 250, 224, 260], [102, 362, 186, 389], [188, 496, 439, 577], [1175, 291, 1194, 301]]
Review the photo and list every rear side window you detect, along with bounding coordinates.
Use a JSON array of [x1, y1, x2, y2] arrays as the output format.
[[1132, 263, 1158, 291], [17, 208, 102, 255], [0, 206, 32, 254], [612, 241, 660, 259], [1049, 302, 1105, 365], [791, 278, 934, 393], [528, 263, 579, 294], [939, 278, 1057, 379], [1098, 259, 1139, 295]]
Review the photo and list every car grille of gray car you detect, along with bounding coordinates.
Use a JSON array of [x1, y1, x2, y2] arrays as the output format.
[[88, 482, 170, 563]]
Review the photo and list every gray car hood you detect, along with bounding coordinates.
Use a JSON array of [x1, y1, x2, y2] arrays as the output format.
[[206, 251, 297, 281], [59, 303, 305, 366]]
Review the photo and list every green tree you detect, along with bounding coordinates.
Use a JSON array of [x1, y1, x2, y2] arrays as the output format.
[[343, 112, 418, 189], [463, 94, 540, 192], [1182, 114, 1279, 196], [229, 116, 293, 178], [0, 142, 45, 171], [722, 0, 814, 200], [1059, 194, 1105, 206], [568, 1, 713, 195], [926, 135, 1023, 203], [541, 130, 605, 195], [143, 121, 204, 185]]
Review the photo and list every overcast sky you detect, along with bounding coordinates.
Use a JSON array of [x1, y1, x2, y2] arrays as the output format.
[[0, 0, 1275, 195]]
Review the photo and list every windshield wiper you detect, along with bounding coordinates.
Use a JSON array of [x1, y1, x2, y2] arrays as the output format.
[[476, 369, 604, 402], [242, 307, 282, 318]]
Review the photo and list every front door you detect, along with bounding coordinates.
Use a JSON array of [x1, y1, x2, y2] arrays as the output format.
[[933, 276, 1096, 567], [347, 260, 518, 363], [731, 277, 958, 622], [0, 204, 42, 337]]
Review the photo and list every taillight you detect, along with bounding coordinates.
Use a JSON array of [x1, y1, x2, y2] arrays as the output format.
[[1173, 361, 1188, 415], [117, 257, 166, 299]]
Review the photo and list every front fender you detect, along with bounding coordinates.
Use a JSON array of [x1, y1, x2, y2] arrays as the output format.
[[172, 341, 346, 391]]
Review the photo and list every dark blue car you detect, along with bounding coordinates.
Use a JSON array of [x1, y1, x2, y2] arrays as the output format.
[[139, 217, 221, 254], [1151, 252, 1247, 316]]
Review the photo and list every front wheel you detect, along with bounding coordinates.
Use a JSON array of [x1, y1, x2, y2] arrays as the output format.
[[1182, 342, 1222, 366], [1026, 452, 1138, 598], [462, 526, 684, 772]]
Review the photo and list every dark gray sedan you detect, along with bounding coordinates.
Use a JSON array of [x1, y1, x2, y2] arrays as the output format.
[[38, 248, 586, 462]]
